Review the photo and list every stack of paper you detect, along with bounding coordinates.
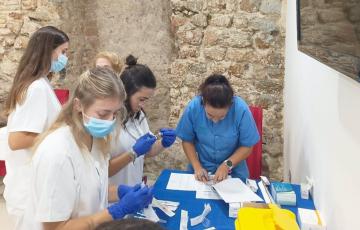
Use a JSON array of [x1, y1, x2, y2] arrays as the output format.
[[166, 173, 221, 200], [166, 173, 197, 191], [212, 178, 263, 203], [270, 182, 296, 206], [166, 173, 264, 203]]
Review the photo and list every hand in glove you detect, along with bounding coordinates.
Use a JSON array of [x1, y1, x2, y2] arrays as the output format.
[[160, 128, 176, 148], [132, 133, 157, 157], [108, 185, 154, 219]]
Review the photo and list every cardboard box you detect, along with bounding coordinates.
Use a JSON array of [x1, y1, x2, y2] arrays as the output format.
[[297, 208, 326, 230]]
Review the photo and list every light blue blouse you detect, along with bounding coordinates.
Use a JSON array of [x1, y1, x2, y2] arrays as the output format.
[[176, 96, 260, 180]]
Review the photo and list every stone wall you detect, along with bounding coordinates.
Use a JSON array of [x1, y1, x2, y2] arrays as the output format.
[[0, 0, 61, 126], [168, 0, 286, 180], [54, 0, 100, 89], [0, 0, 286, 181], [92, 0, 182, 181], [299, 0, 360, 80], [0, 0, 99, 123]]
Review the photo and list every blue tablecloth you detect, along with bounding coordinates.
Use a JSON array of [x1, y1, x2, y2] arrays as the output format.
[[153, 169, 315, 230]]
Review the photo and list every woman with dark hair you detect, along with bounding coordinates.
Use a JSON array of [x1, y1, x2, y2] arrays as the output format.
[[176, 74, 260, 183], [108, 55, 176, 186], [3, 26, 69, 226]]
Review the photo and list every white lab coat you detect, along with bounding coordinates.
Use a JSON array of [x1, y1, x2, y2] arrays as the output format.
[[0, 127, 10, 160], [3, 77, 61, 219], [22, 126, 109, 230], [109, 112, 150, 186]]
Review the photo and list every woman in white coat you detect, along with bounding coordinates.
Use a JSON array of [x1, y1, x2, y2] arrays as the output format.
[[23, 67, 153, 230], [3, 26, 69, 226], [106, 55, 177, 186]]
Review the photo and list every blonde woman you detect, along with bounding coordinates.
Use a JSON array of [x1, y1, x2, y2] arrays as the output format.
[[22, 68, 153, 230], [95, 51, 123, 74]]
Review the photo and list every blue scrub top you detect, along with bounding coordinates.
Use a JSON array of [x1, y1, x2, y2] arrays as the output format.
[[176, 96, 260, 180]]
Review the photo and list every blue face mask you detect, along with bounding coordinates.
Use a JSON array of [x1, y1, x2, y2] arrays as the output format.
[[83, 113, 116, 138], [50, 54, 68, 73]]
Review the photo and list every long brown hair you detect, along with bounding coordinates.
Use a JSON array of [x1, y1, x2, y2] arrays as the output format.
[[5, 26, 69, 115], [33, 67, 127, 155]]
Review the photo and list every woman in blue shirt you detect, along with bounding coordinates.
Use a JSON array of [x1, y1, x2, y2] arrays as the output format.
[[176, 74, 260, 183]]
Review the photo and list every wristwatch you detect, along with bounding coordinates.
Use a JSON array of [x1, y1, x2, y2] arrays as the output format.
[[224, 159, 233, 171]]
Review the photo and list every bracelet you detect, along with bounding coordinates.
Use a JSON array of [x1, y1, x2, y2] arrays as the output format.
[[128, 150, 137, 163]]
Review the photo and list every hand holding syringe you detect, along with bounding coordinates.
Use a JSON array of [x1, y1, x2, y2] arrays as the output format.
[[151, 128, 178, 147]]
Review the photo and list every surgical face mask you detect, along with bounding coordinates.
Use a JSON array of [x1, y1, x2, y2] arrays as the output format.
[[83, 113, 116, 138], [50, 54, 68, 73]]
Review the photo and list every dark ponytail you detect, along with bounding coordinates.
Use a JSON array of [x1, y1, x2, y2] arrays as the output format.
[[199, 74, 233, 108], [120, 55, 156, 123]]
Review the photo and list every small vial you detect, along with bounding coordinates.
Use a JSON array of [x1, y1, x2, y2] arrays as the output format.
[[155, 132, 162, 139]]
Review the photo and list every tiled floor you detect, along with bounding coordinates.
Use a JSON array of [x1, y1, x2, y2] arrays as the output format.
[[0, 177, 15, 230]]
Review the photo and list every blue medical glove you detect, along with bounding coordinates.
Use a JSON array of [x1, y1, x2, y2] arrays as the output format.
[[132, 133, 157, 157], [117, 184, 141, 199], [160, 128, 176, 148], [108, 185, 154, 219], [144, 186, 154, 208]]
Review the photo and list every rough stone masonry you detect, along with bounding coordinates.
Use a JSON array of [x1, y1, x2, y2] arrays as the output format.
[[0, 0, 286, 180]]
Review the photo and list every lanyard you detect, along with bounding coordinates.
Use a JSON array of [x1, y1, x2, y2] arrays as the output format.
[[124, 118, 145, 141]]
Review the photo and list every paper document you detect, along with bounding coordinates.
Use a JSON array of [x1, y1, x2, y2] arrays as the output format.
[[152, 198, 179, 212], [196, 190, 222, 200], [152, 198, 177, 217], [258, 181, 275, 204], [190, 203, 212, 226], [194, 179, 222, 200], [212, 178, 263, 203], [246, 179, 259, 192], [143, 205, 160, 222], [166, 173, 196, 191], [180, 210, 188, 230]]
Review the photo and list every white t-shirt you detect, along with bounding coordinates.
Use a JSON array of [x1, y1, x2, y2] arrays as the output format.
[[4, 77, 61, 216], [109, 112, 150, 186], [22, 126, 109, 230], [0, 127, 10, 160]]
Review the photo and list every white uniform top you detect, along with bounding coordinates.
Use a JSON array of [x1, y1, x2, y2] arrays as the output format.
[[109, 112, 150, 186], [4, 77, 61, 216], [22, 126, 109, 230], [0, 127, 10, 160]]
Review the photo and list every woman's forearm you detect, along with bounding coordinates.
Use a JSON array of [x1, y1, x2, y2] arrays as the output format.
[[182, 141, 202, 170], [145, 140, 164, 158], [228, 146, 253, 166], [43, 209, 113, 230], [108, 185, 119, 203], [108, 153, 133, 177]]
